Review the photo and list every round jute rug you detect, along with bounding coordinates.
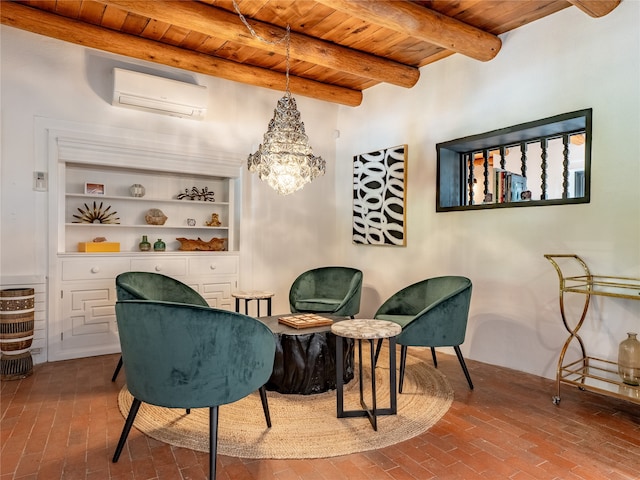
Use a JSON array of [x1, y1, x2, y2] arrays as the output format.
[[117, 347, 453, 459]]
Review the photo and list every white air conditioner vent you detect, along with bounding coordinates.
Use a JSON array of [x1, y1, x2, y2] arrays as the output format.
[[112, 68, 207, 120]]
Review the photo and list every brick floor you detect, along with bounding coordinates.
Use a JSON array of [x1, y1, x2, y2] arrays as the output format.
[[1, 350, 639, 479]]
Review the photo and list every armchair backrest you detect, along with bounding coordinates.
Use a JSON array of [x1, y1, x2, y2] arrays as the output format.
[[115, 300, 275, 409], [116, 271, 209, 306], [376, 276, 472, 347], [289, 266, 363, 316]]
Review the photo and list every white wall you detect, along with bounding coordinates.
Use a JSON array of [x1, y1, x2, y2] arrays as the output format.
[[0, 26, 339, 315], [335, 2, 640, 379], [2, 2, 639, 380]]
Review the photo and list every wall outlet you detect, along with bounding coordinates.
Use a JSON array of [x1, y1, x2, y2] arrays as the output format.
[[33, 171, 47, 191]]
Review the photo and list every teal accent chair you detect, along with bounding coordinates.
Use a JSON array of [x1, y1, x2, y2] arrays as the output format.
[[289, 267, 363, 318], [111, 272, 209, 382], [374, 276, 473, 392], [112, 271, 272, 427], [112, 300, 276, 480]]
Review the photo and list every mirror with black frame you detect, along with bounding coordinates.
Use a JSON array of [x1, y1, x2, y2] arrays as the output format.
[[436, 109, 592, 212]]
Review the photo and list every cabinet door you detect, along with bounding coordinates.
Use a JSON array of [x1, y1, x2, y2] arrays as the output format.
[[186, 275, 236, 310], [52, 280, 120, 360]]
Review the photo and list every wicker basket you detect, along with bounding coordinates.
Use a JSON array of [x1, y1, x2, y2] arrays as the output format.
[[1, 351, 33, 381], [1, 288, 34, 380], [1, 288, 35, 352]]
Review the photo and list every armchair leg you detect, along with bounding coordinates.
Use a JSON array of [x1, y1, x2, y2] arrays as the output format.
[[430, 347, 438, 368], [210, 406, 219, 480], [113, 398, 141, 462], [399, 345, 408, 393], [111, 356, 123, 382], [454, 345, 474, 390], [259, 385, 272, 428]]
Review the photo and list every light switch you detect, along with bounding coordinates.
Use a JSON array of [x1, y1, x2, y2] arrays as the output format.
[[33, 171, 47, 191]]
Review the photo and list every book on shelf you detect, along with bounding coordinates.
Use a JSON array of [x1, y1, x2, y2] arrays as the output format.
[[508, 173, 527, 202], [494, 169, 527, 203]]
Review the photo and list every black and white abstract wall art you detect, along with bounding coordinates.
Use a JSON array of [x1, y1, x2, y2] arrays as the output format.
[[353, 144, 407, 246]]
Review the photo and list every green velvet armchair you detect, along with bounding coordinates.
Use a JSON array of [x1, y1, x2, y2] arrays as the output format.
[[112, 272, 209, 382], [374, 276, 473, 392], [116, 271, 209, 304], [112, 300, 275, 480], [289, 266, 363, 318], [112, 271, 273, 427]]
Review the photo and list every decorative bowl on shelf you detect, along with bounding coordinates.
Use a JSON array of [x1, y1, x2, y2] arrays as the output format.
[[145, 208, 168, 225]]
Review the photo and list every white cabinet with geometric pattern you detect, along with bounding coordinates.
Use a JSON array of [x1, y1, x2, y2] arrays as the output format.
[[43, 121, 243, 362], [50, 253, 239, 361]]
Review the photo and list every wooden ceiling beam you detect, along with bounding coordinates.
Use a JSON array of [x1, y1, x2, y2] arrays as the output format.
[[0, 1, 362, 106], [567, 0, 621, 18], [315, 0, 501, 62], [102, 0, 419, 88]]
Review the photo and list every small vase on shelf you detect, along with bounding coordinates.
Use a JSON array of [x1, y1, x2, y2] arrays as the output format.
[[130, 184, 145, 197], [153, 239, 166, 252], [618, 332, 640, 386], [139, 235, 151, 252]]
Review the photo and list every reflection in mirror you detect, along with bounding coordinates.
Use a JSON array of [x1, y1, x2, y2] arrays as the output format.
[[436, 109, 592, 212]]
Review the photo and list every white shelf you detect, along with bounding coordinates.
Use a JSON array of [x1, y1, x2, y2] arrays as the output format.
[[66, 193, 229, 206], [65, 223, 229, 230], [58, 249, 238, 259]]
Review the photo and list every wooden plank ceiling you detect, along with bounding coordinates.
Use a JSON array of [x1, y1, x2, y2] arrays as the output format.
[[1, 0, 621, 106]]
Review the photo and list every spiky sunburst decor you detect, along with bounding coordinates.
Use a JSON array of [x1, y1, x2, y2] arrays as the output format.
[[72, 201, 120, 224]]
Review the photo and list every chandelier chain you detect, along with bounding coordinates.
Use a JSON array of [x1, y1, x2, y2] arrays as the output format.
[[233, 0, 325, 195], [232, 0, 291, 94]]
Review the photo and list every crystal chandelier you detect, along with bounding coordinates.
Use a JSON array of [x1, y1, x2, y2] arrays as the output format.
[[235, 7, 326, 195], [248, 93, 325, 195]]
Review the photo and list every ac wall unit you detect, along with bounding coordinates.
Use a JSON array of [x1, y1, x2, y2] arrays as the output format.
[[112, 68, 207, 120]]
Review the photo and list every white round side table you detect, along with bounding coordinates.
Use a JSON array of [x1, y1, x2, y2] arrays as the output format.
[[231, 291, 274, 317]]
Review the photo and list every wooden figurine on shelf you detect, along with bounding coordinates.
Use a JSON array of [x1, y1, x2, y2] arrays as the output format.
[[205, 213, 222, 227]]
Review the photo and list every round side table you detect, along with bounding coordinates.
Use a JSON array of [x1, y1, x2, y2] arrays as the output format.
[[331, 319, 401, 431], [232, 291, 274, 317]]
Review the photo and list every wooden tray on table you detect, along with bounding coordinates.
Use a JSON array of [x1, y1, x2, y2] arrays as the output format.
[[278, 314, 334, 329]]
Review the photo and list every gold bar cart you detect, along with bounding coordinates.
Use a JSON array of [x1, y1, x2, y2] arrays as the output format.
[[544, 254, 640, 405]]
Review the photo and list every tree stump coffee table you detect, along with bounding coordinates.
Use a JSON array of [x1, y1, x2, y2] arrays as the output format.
[[257, 314, 354, 395]]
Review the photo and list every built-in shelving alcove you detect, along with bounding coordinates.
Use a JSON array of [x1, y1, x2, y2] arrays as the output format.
[[40, 119, 243, 361]]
